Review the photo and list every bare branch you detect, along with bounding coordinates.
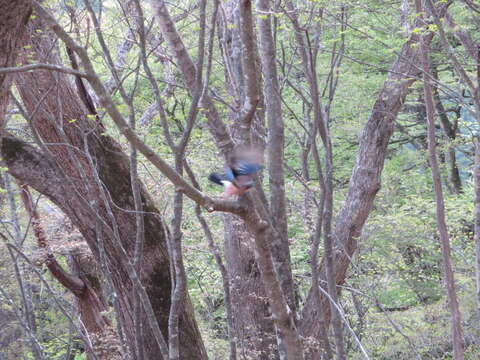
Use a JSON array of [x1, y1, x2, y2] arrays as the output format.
[[0, 63, 88, 77], [19, 184, 86, 296], [150, 0, 234, 156], [32, 1, 241, 215]]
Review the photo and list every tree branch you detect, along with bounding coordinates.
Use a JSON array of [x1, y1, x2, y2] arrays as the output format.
[[0, 63, 87, 77], [32, 1, 241, 215]]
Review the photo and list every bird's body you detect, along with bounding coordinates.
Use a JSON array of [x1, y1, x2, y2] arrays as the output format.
[[208, 149, 263, 197], [208, 174, 245, 196]]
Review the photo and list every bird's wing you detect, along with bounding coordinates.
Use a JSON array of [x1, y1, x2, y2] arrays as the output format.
[[208, 172, 227, 186], [232, 161, 263, 176], [229, 147, 263, 177], [224, 167, 235, 182]]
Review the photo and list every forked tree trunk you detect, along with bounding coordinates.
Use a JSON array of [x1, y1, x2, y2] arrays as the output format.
[[152, 9, 276, 355]]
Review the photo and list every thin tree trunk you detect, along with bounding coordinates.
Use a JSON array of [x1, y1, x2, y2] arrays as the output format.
[[474, 138, 480, 314], [2, 174, 43, 360], [322, 135, 346, 360], [416, 1, 465, 358], [255, 0, 295, 315], [427, 0, 480, 327], [431, 65, 462, 194], [401, 0, 411, 34]]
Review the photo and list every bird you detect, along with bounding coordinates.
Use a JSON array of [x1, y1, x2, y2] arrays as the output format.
[[208, 149, 263, 197]]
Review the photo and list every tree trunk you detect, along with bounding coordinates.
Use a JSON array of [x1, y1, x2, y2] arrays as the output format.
[[218, 2, 280, 358], [432, 65, 462, 194], [224, 215, 277, 359], [299, 3, 452, 352], [474, 139, 480, 314], [416, 0, 465, 356], [0, 8, 207, 360], [0, 0, 31, 131], [255, 0, 295, 313]]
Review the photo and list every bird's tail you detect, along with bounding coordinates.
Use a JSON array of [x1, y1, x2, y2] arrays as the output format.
[[208, 172, 225, 186]]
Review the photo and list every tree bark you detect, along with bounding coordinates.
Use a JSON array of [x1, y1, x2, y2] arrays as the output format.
[[224, 215, 277, 359], [474, 139, 480, 314], [0, 8, 207, 359], [0, 0, 31, 131]]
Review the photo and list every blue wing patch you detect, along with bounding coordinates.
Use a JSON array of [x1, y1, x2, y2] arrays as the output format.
[[233, 161, 263, 176], [224, 167, 235, 181]]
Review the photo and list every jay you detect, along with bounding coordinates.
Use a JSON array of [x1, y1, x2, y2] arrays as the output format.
[[208, 150, 263, 197]]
